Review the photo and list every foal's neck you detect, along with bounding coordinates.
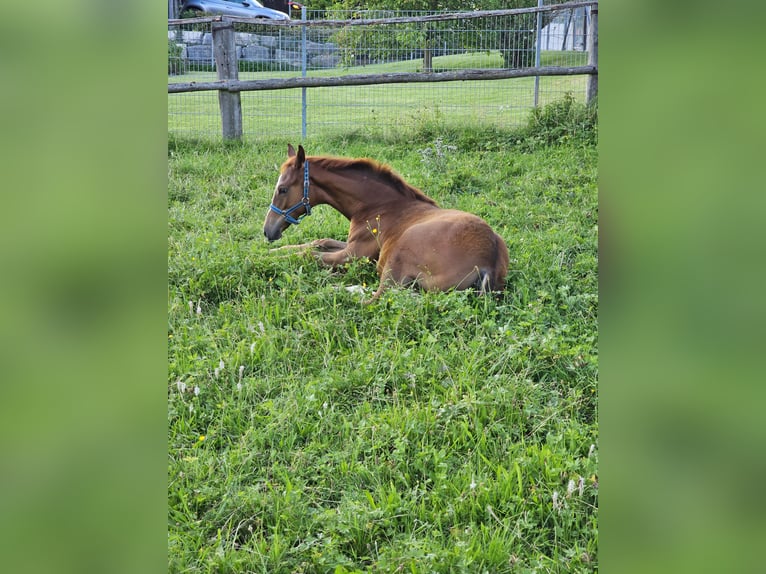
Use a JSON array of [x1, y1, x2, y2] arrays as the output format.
[[311, 161, 412, 220]]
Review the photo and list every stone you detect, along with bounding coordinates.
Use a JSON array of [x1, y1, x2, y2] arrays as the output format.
[[241, 45, 271, 62], [310, 54, 340, 68], [186, 44, 213, 62], [258, 35, 278, 48]]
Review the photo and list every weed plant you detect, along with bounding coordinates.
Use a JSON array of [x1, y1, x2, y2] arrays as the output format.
[[521, 93, 597, 149], [168, 101, 598, 572]]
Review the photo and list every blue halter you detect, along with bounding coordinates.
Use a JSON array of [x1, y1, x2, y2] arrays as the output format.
[[269, 160, 311, 225]]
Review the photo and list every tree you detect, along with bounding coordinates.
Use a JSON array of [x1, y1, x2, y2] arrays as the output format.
[[318, 0, 546, 71], [470, 0, 541, 68]]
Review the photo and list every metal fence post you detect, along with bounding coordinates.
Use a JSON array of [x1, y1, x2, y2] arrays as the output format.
[[212, 18, 242, 140], [301, 6, 307, 139], [586, 6, 598, 104]]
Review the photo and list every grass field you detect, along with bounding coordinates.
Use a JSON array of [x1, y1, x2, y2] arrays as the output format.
[[168, 51, 589, 139], [168, 106, 597, 572]]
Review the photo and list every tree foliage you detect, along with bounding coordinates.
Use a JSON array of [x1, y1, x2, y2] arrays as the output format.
[[310, 0, 539, 15], [314, 0, 541, 70], [320, 0, 535, 10]]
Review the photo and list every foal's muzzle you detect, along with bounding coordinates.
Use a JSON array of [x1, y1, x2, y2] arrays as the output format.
[[264, 228, 281, 242]]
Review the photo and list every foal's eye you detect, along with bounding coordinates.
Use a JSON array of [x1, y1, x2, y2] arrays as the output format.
[[278, 187, 288, 195]]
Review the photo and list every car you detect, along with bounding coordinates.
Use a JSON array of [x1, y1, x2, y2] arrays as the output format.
[[180, 0, 291, 20]]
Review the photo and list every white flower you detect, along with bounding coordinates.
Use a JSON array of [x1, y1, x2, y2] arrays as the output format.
[[236, 382, 242, 392], [250, 342, 256, 353], [567, 479, 576, 497], [578, 476, 585, 496], [469, 479, 477, 491], [588, 444, 595, 458], [188, 300, 194, 313], [219, 359, 225, 370], [189, 403, 194, 413], [196, 303, 202, 315], [552, 490, 563, 511], [238, 365, 245, 379], [176, 380, 187, 393], [345, 285, 365, 295], [249, 322, 266, 335], [193, 385, 200, 396]]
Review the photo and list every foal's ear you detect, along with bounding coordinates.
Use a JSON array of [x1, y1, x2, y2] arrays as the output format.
[[287, 143, 296, 157], [296, 145, 306, 168]]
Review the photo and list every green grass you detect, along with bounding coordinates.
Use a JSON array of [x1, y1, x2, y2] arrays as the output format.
[[168, 115, 597, 572], [168, 51, 589, 139]]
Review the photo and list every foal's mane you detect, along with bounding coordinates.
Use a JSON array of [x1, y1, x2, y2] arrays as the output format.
[[314, 156, 438, 206]]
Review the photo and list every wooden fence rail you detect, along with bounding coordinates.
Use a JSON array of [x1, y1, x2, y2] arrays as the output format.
[[169, 2, 598, 140], [169, 66, 597, 94]]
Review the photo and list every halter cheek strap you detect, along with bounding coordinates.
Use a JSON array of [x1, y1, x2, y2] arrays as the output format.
[[269, 160, 312, 225]]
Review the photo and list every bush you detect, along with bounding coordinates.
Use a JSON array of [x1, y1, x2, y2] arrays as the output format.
[[521, 92, 598, 148], [168, 39, 184, 75]]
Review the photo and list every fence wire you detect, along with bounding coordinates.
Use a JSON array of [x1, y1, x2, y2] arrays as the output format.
[[168, 5, 594, 140]]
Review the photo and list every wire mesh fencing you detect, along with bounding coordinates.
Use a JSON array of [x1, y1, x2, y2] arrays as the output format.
[[168, 4, 595, 141]]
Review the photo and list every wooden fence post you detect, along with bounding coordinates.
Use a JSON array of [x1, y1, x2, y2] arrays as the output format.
[[586, 6, 598, 105], [212, 19, 242, 140]]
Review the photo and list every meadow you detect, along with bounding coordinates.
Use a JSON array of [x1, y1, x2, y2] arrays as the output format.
[[168, 99, 598, 572]]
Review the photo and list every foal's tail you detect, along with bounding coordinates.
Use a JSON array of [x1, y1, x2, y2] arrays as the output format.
[[478, 270, 492, 294], [479, 233, 509, 294]]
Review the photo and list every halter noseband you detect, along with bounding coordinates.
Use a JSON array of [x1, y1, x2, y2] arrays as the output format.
[[269, 160, 311, 225]]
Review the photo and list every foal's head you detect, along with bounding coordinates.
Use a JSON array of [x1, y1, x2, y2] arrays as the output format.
[[263, 144, 310, 242]]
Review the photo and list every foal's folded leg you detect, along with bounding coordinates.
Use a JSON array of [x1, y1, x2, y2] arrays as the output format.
[[269, 238, 347, 254], [314, 246, 357, 268], [310, 239, 348, 252]]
